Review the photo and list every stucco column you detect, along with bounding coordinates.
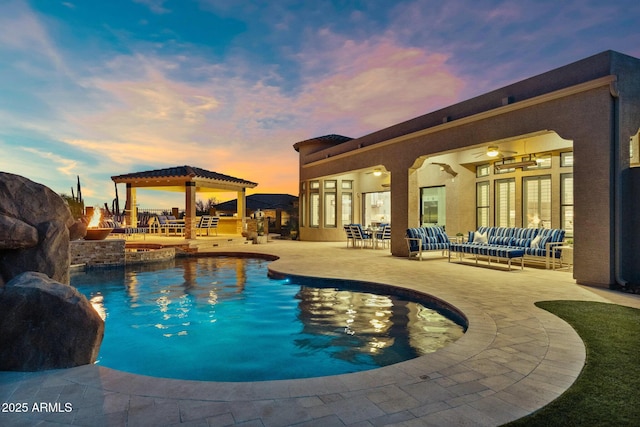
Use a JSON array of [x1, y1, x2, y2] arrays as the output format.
[[126, 184, 137, 227], [237, 188, 246, 217], [185, 182, 196, 239], [237, 188, 247, 235], [391, 168, 410, 257]]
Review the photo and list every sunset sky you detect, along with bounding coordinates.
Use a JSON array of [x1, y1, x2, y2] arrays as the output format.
[[1, 0, 639, 208]]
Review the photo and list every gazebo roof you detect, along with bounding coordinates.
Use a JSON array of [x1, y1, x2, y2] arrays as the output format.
[[111, 165, 258, 192]]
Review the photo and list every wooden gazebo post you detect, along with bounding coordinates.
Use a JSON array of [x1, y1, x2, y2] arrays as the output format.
[[185, 182, 196, 239], [126, 184, 137, 227], [237, 188, 246, 234]]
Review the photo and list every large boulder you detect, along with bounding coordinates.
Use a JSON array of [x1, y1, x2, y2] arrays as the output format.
[[0, 215, 38, 249], [0, 272, 104, 371], [0, 172, 83, 286]]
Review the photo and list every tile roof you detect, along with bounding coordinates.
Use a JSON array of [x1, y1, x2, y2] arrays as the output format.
[[111, 165, 257, 186]]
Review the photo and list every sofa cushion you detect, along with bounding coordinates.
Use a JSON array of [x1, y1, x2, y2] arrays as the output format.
[[513, 227, 539, 239], [493, 227, 514, 237], [489, 236, 513, 246], [539, 228, 565, 243], [511, 238, 532, 248], [434, 229, 449, 243], [424, 236, 438, 244]]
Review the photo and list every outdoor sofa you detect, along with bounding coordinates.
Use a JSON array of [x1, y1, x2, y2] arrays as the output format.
[[448, 226, 566, 270], [100, 213, 153, 239], [151, 215, 185, 236], [405, 226, 451, 260]]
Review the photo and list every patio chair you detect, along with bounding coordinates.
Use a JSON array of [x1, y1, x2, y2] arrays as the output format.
[[344, 224, 355, 247], [376, 224, 391, 249], [195, 216, 212, 236], [350, 224, 373, 248], [209, 217, 219, 236], [148, 216, 162, 234], [156, 215, 184, 236]]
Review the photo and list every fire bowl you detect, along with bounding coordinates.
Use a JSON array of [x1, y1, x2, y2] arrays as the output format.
[[84, 228, 113, 241]]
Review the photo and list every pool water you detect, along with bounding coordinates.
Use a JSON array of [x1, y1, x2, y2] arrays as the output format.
[[71, 257, 465, 382]]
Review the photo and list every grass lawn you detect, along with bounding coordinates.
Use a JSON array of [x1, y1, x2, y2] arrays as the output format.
[[504, 300, 640, 426]]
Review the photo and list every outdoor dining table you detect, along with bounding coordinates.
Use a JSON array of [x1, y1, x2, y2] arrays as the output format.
[[365, 226, 382, 249]]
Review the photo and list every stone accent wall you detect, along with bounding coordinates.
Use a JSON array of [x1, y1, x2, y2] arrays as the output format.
[[70, 239, 126, 267], [245, 219, 269, 235], [126, 247, 175, 265], [245, 219, 258, 234]]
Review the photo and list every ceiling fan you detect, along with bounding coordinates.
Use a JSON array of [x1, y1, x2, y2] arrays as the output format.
[[474, 145, 517, 159], [430, 162, 458, 178], [366, 168, 388, 177]]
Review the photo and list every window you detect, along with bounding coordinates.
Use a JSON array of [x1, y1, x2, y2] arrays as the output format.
[[341, 180, 353, 225], [324, 193, 336, 227], [309, 181, 320, 227], [524, 176, 551, 228], [341, 193, 352, 225], [476, 181, 490, 228], [420, 186, 446, 227], [495, 179, 515, 227], [309, 193, 320, 227], [560, 152, 574, 167], [495, 158, 516, 174], [525, 154, 551, 170], [561, 174, 574, 236], [300, 183, 306, 227], [363, 192, 391, 227], [476, 164, 490, 177], [324, 180, 336, 227]]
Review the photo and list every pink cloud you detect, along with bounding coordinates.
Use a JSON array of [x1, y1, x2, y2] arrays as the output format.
[[295, 34, 465, 136], [56, 35, 466, 199]]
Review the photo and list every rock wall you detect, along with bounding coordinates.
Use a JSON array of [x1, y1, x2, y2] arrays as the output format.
[[0, 172, 86, 286], [0, 172, 102, 371]]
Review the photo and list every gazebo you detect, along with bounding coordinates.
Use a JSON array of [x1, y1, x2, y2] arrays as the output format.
[[111, 165, 258, 239]]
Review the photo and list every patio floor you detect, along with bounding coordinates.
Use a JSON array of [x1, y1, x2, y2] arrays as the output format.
[[1, 239, 639, 426]]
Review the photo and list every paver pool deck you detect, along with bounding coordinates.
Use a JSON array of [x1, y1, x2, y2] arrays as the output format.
[[2, 239, 639, 426]]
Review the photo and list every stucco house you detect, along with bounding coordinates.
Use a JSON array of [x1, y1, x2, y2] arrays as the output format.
[[294, 50, 640, 289]]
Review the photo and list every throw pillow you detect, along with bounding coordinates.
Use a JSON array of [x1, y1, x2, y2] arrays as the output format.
[[474, 231, 488, 244], [530, 235, 542, 249]]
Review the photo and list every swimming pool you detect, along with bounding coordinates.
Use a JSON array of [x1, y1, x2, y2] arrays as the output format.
[[71, 257, 466, 382]]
